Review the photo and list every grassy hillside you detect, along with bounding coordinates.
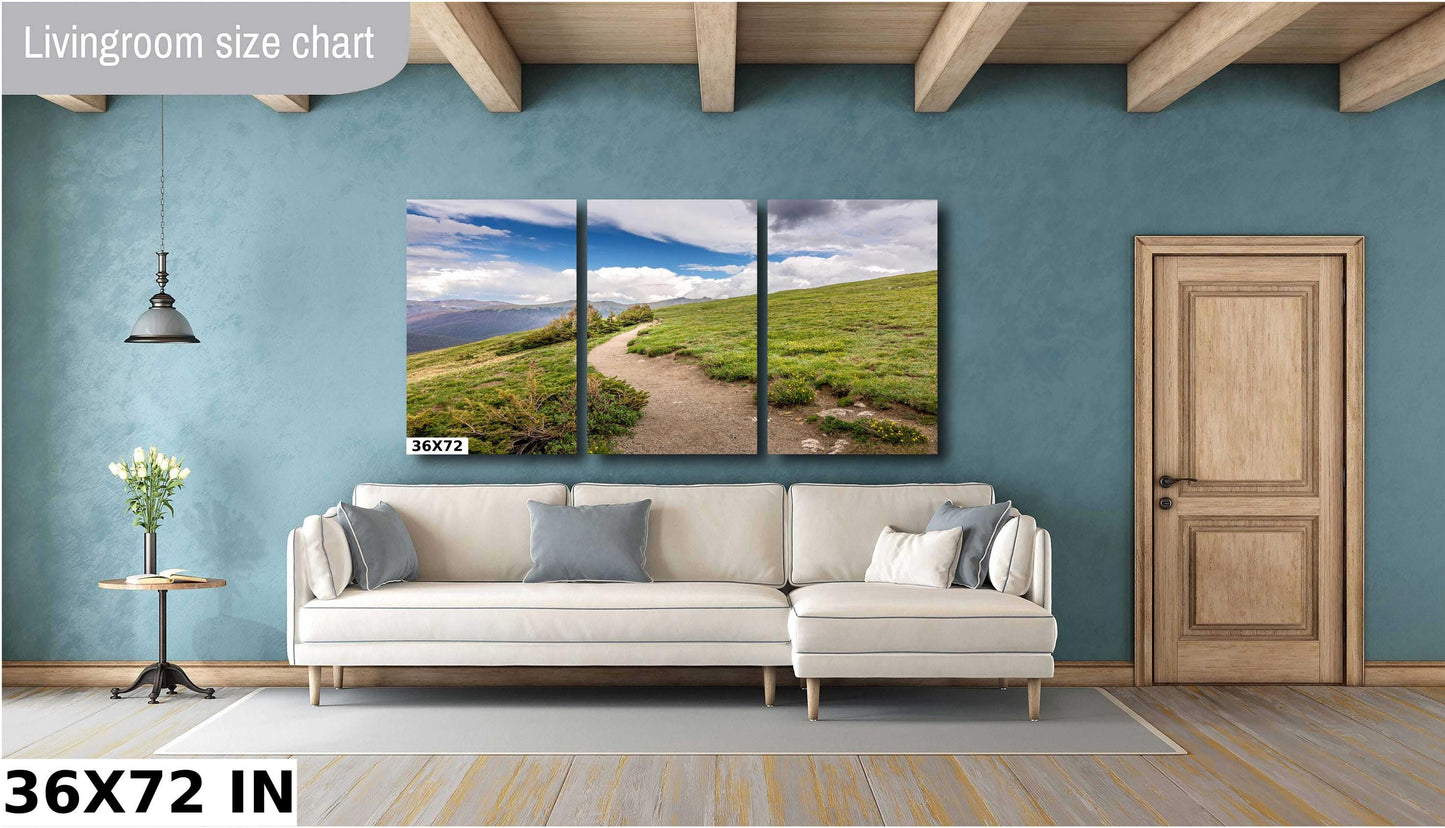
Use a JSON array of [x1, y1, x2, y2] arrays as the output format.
[[622, 293, 759, 382], [406, 330, 577, 454], [612, 271, 936, 414], [768, 271, 937, 414]]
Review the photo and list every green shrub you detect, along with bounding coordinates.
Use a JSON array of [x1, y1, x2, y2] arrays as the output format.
[[587, 303, 654, 339], [585, 370, 649, 453], [617, 303, 655, 326], [818, 415, 927, 446], [486, 364, 577, 454], [768, 378, 815, 407], [497, 310, 576, 354]]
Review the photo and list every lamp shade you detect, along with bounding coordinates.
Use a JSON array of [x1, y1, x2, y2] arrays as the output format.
[[126, 293, 199, 344]]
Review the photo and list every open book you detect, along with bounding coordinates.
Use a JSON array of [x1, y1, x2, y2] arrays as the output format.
[[125, 568, 207, 585]]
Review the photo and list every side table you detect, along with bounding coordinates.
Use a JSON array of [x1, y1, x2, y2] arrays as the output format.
[[98, 578, 227, 704]]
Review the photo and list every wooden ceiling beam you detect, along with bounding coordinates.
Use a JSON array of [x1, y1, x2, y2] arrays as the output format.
[[1127, 2, 1315, 112], [1340, 6, 1445, 112], [254, 95, 311, 113], [915, 3, 1028, 112], [695, 2, 738, 112], [39, 95, 106, 113], [414, 2, 522, 112]]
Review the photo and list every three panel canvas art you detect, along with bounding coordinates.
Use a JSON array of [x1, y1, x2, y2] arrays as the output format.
[[406, 199, 938, 456]]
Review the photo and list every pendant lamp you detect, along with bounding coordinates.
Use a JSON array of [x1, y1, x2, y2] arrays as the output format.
[[126, 97, 198, 344]]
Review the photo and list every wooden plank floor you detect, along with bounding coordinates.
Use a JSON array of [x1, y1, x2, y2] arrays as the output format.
[[4, 685, 1444, 825]]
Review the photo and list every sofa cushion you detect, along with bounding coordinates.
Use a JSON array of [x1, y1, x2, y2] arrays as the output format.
[[296, 509, 351, 599], [988, 514, 1036, 596], [788, 582, 1056, 655], [925, 500, 1013, 588], [789, 484, 995, 585], [352, 484, 567, 581], [336, 501, 420, 590], [524, 500, 652, 583], [572, 484, 785, 585], [298, 581, 790, 644], [864, 526, 962, 589]]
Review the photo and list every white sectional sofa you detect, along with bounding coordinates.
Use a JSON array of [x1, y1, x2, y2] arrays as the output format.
[[287, 482, 1054, 720]]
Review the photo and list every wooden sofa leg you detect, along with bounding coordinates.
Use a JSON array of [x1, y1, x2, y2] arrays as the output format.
[[333, 666, 344, 690], [763, 666, 776, 707], [308, 666, 321, 706], [806, 678, 820, 721], [1028, 678, 1041, 721], [999, 678, 1008, 690]]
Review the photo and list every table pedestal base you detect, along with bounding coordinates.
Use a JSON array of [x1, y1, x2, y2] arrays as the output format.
[[110, 661, 215, 704]]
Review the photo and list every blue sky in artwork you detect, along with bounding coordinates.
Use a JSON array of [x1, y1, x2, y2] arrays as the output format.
[[587, 200, 758, 304], [406, 199, 577, 304], [588, 225, 752, 272]]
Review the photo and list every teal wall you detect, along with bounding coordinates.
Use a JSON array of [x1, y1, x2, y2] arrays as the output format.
[[4, 65, 1443, 663]]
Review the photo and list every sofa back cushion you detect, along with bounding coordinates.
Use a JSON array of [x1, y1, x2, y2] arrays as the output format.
[[572, 484, 786, 585], [789, 483, 995, 585], [352, 483, 567, 581]]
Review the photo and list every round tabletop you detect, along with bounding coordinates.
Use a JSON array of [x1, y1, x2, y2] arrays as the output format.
[[98, 578, 226, 591]]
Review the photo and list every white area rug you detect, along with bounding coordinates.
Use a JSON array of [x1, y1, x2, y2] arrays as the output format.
[[158, 685, 1182, 755]]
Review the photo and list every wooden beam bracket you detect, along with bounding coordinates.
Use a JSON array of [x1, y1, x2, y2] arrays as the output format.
[[695, 2, 738, 112], [1340, 6, 1445, 112], [914, 2, 1028, 113], [254, 95, 310, 113], [1126, 2, 1315, 112], [414, 2, 522, 112], [39, 95, 106, 113]]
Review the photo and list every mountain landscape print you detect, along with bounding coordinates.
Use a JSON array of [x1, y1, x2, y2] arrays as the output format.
[[405, 199, 579, 454], [767, 199, 939, 455], [586, 200, 759, 454]]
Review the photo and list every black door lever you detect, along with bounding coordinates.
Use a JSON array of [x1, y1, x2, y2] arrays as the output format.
[[1159, 475, 1199, 488]]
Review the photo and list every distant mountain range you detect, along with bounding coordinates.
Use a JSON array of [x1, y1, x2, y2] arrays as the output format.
[[406, 300, 573, 354], [406, 296, 720, 354]]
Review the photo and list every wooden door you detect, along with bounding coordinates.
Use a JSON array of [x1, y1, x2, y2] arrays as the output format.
[[1152, 253, 1345, 684]]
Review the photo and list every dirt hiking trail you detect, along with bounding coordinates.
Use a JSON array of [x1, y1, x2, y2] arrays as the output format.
[[588, 324, 758, 454]]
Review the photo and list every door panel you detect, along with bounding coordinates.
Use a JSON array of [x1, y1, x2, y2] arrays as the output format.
[[1153, 254, 1344, 684], [1189, 521, 1313, 630], [1189, 290, 1311, 486]]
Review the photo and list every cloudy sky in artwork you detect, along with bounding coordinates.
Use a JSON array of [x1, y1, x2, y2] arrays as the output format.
[[767, 199, 937, 293], [406, 199, 577, 304], [587, 200, 758, 305]]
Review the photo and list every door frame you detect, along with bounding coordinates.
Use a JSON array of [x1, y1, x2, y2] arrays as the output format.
[[1133, 236, 1365, 687]]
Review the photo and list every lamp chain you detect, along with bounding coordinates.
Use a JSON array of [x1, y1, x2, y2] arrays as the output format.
[[157, 96, 168, 293], [159, 96, 166, 253]]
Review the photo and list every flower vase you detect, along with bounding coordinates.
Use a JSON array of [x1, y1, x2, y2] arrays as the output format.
[[144, 532, 157, 575]]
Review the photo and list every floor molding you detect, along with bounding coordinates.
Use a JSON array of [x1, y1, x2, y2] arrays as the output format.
[[10, 661, 1439, 687], [1361, 661, 1445, 686], [3, 660, 1134, 688]]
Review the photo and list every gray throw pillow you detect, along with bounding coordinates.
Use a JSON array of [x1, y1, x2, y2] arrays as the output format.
[[525, 500, 652, 583], [926, 500, 1013, 588], [335, 501, 420, 590]]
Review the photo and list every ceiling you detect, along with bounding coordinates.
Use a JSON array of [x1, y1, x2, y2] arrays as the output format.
[[40, 3, 1445, 115], [407, 2, 1444, 65]]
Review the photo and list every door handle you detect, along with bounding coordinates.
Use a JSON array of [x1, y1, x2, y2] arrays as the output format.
[[1158, 475, 1199, 488]]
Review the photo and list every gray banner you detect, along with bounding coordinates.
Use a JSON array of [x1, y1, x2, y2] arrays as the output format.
[[3, 2, 410, 94]]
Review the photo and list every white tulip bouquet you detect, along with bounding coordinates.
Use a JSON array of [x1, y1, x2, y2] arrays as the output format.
[[109, 446, 191, 532]]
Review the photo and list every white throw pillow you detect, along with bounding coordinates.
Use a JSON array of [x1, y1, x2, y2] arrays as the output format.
[[864, 526, 963, 589], [987, 514, 1036, 596], [297, 508, 352, 599]]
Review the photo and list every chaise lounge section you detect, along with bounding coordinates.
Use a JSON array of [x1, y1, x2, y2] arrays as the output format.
[[787, 484, 1054, 720]]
